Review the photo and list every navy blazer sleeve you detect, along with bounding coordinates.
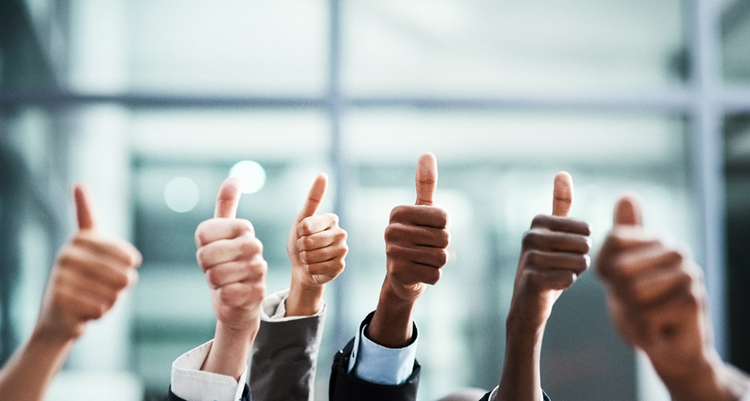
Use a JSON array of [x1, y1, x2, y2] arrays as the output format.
[[329, 312, 421, 401], [167, 384, 251, 401]]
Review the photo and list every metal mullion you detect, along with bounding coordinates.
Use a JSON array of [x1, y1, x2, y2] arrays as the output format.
[[328, 0, 350, 348], [688, 0, 727, 358]]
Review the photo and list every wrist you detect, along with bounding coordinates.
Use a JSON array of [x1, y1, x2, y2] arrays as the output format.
[[29, 325, 77, 351], [286, 280, 325, 317], [367, 280, 418, 348], [203, 320, 258, 380], [660, 350, 737, 401], [32, 319, 82, 345], [506, 304, 548, 334]]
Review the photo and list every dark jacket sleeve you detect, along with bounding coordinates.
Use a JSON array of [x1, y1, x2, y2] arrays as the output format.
[[250, 312, 325, 401], [329, 312, 421, 401], [167, 384, 251, 401], [478, 390, 551, 401]]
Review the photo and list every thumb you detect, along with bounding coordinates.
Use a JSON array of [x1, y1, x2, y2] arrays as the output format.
[[613, 195, 642, 227], [74, 184, 98, 232], [552, 171, 573, 217], [415, 152, 437, 206], [214, 177, 243, 219], [296, 173, 328, 221]]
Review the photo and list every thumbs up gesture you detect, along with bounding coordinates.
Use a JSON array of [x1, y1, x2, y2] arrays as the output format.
[[285, 174, 348, 316], [594, 197, 743, 399], [36, 185, 142, 341], [365, 153, 450, 348], [195, 177, 268, 332], [507, 172, 592, 330], [382, 153, 450, 304]]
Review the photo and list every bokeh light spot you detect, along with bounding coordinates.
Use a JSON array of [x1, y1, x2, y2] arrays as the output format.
[[164, 177, 200, 213], [229, 160, 266, 194]]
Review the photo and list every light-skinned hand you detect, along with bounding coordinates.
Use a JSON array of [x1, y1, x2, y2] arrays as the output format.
[[285, 173, 348, 316], [37, 185, 141, 341]]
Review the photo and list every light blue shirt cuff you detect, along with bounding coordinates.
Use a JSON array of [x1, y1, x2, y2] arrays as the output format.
[[347, 322, 418, 386]]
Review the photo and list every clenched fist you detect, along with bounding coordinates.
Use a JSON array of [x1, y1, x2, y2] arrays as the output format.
[[596, 197, 749, 401], [508, 172, 591, 330], [195, 177, 268, 332], [382, 152, 450, 304], [37, 185, 141, 341], [368, 152, 450, 348], [285, 173, 348, 316]]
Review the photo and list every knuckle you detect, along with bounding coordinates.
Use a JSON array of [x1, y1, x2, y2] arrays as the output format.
[[326, 213, 340, 225], [219, 288, 234, 305], [112, 272, 129, 290], [238, 219, 254, 233], [526, 250, 543, 266], [299, 220, 313, 234], [240, 236, 261, 256], [384, 225, 400, 242], [668, 249, 684, 264], [436, 250, 448, 266], [522, 230, 540, 249], [425, 269, 441, 285], [441, 230, 451, 248], [559, 272, 577, 289], [386, 244, 405, 260], [195, 248, 208, 267], [531, 214, 548, 228], [582, 237, 592, 253], [205, 268, 221, 287], [338, 228, 348, 241], [431, 207, 449, 227], [302, 236, 316, 249], [257, 259, 268, 278], [194, 227, 206, 247], [389, 205, 408, 222], [94, 304, 107, 319]]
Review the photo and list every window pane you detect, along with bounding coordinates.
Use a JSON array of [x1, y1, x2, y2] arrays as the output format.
[[724, 114, 750, 375], [723, 2, 750, 83], [67, 0, 329, 95], [343, 0, 685, 96], [342, 110, 693, 400]]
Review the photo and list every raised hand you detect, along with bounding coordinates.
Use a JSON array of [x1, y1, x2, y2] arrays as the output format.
[[507, 172, 591, 329], [595, 197, 747, 401], [37, 185, 142, 341], [195, 177, 267, 332], [382, 152, 450, 304], [496, 172, 591, 401], [368, 152, 450, 348], [0, 185, 141, 401], [285, 174, 348, 316], [195, 177, 267, 379]]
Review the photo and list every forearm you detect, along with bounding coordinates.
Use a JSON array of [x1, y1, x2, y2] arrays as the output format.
[[495, 312, 545, 401], [367, 283, 416, 348], [202, 321, 257, 380], [0, 329, 75, 401], [660, 351, 747, 401], [286, 280, 324, 317]]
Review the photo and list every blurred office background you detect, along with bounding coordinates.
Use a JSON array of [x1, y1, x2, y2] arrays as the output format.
[[1, 0, 750, 400]]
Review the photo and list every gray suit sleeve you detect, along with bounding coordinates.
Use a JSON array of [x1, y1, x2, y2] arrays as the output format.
[[249, 311, 325, 401]]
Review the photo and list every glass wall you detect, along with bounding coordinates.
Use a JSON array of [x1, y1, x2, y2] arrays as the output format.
[[1, 0, 748, 400]]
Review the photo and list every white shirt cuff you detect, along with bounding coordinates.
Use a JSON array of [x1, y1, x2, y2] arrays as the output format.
[[488, 386, 545, 401], [347, 322, 418, 385], [261, 288, 325, 321], [171, 288, 324, 401], [171, 340, 247, 401]]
